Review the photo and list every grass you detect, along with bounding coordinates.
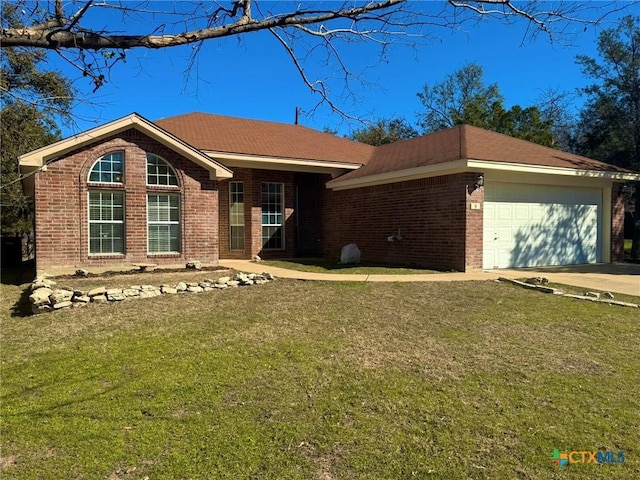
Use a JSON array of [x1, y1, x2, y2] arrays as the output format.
[[625, 239, 632, 258], [1, 268, 639, 479], [260, 258, 440, 275]]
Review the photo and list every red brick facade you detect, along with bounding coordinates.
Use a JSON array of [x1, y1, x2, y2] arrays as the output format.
[[611, 182, 626, 262], [218, 168, 297, 260], [34, 129, 219, 272], [323, 173, 484, 271]]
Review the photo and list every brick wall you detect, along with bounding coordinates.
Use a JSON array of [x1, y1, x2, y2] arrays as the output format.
[[323, 173, 483, 271], [34, 129, 219, 272], [611, 182, 625, 262]]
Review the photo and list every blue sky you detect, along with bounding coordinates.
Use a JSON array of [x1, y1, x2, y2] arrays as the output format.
[[51, 1, 640, 138]]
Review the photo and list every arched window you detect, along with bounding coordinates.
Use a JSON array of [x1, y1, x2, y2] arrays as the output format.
[[147, 154, 179, 186], [88, 151, 124, 183]]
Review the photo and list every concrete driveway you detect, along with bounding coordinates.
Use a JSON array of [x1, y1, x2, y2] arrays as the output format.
[[494, 263, 640, 297]]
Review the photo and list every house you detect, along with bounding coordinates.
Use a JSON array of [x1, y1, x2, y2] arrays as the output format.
[[19, 112, 639, 274]]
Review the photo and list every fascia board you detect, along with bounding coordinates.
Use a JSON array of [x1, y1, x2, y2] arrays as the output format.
[[467, 159, 640, 181], [204, 151, 362, 174]]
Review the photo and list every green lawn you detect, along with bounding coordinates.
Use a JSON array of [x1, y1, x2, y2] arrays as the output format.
[[625, 239, 632, 257], [261, 258, 439, 275], [1, 270, 639, 479]]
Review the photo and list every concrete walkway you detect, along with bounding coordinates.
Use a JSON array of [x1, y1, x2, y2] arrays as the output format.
[[219, 260, 640, 297]]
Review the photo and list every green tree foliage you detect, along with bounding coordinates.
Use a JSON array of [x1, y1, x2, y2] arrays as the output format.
[[574, 15, 640, 259], [1, 4, 73, 236], [417, 63, 555, 147], [350, 118, 418, 146]]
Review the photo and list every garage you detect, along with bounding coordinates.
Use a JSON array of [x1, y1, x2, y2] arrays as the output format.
[[482, 182, 602, 269]]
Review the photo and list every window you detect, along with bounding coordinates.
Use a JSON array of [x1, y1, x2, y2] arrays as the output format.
[[147, 154, 179, 186], [229, 182, 244, 250], [89, 192, 124, 254], [88, 152, 124, 183], [147, 194, 180, 253], [261, 182, 284, 250]]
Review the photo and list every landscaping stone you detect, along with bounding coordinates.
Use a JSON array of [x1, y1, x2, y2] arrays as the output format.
[[585, 291, 601, 299], [186, 261, 202, 270], [31, 278, 57, 290], [87, 287, 107, 297], [53, 301, 73, 309], [262, 272, 274, 281], [29, 288, 53, 305], [139, 289, 161, 299], [50, 291, 71, 304], [75, 269, 89, 277], [28, 270, 275, 314], [106, 289, 126, 301], [32, 304, 52, 314], [91, 295, 108, 303], [603, 291, 615, 299], [340, 242, 361, 264]]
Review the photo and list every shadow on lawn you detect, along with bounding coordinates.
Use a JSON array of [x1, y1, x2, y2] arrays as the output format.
[[279, 257, 435, 272], [2, 260, 37, 317]]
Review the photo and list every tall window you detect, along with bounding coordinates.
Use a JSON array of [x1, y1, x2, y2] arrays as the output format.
[[147, 194, 181, 253], [261, 182, 284, 250], [147, 154, 179, 186], [89, 192, 124, 254], [88, 152, 124, 183], [229, 182, 244, 250]]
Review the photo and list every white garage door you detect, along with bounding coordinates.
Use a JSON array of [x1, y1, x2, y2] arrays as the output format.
[[483, 183, 602, 269]]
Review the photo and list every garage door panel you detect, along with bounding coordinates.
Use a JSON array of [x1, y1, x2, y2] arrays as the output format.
[[483, 183, 602, 269]]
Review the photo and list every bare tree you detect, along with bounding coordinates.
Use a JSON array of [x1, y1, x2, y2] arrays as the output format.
[[1, 1, 636, 115]]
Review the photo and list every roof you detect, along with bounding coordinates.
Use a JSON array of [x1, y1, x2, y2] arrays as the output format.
[[332, 124, 633, 183], [154, 112, 375, 165], [19, 113, 233, 180]]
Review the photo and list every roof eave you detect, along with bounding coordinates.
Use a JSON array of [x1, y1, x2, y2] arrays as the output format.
[[18, 113, 233, 182], [327, 158, 640, 191], [204, 151, 362, 176]]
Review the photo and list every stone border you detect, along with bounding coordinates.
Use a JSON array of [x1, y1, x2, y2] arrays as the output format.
[[28, 271, 275, 315], [498, 277, 639, 308]]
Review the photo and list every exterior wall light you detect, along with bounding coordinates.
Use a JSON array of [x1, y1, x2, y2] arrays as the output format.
[[475, 175, 484, 189]]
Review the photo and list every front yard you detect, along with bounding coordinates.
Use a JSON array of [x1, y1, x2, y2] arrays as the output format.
[[1, 271, 639, 479]]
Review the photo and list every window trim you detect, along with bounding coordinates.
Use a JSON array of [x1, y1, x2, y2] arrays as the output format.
[[229, 181, 245, 251], [146, 193, 181, 255], [146, 154, 179, 187], [87, 151, 125, 184], [87, 190, 125, 256], [261, 182, 285, 251]]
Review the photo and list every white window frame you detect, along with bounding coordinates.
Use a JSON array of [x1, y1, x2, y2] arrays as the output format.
[[88, 151, 124, 184], [88, 191, 125, 255], [147, 193, 181, 254], [229, 181, 244, 250], [146, 154, 179, 187], [261, 182, 284, 250]]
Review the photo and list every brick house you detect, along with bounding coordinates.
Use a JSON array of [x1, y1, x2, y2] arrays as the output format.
[[19, 112, 639, 274]]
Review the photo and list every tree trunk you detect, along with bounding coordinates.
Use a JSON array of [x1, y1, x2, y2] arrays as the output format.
[[632, 182, 640, 261]]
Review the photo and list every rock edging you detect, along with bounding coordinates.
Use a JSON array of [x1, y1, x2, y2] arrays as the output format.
[[498, 277, 639, 308], [28, 271, 275, 315]]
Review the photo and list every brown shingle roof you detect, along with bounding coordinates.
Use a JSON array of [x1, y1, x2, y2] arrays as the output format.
[[154, 112, 375, 165], [335, 124, 631, 182]]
